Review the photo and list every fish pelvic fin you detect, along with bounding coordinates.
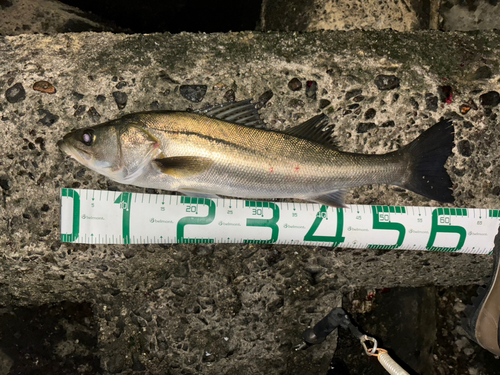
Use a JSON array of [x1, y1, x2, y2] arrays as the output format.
[[312, 190, 348, 208], [178, 189, 220, 199], [398, 119, 455, 203], [153, 156, 214, 178]]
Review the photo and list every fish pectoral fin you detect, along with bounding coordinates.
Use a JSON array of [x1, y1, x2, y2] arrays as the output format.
[[312, 190, 348, 208], [178, 189, 220, 199], [152, 156, 214, 178]]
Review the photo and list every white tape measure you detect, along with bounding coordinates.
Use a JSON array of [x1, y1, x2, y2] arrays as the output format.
[[60, 188, 499, 254]]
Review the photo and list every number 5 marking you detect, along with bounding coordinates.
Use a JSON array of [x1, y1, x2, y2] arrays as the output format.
[[368, 206, 406, 250]]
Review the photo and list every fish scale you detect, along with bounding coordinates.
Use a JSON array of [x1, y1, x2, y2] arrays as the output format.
[[132, 112, 405, 198]]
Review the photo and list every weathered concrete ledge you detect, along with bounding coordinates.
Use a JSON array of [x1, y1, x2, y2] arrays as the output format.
[[0, 31, 499, 373]]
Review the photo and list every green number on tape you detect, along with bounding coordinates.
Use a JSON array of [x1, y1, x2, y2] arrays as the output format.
[[426, 208, 467, 252], [304, 205, 345, 246], [368, 206, 406, 250], [177, 197, 215, 243], [61, 188, 80, 242], [114, 193, 132, 244], [244, 201, 280, 243]]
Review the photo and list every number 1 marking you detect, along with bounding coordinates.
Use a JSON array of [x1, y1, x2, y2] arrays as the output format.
[[114, 193, 132, 244]]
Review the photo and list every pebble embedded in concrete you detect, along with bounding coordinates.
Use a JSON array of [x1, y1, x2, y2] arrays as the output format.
[[345, 89, 362, 100], [223, 89, 235, 102], [5, 82, 25, 103], [257, 89, 273, 108], [112, 91, 128, 109], [179, 85, 208, 103], [288, 78, 302, 91], [289, 98, 304, 108], [425, 93, 438, 111], [364, 108, 376, 120], [479, 91, 500, 107], [409, 97, 419, 110], [457, 140, 474, 157], [87, 107, 101, 122], [37, 109, 59, 126], [438, 86, 453, 103], [380, 120, 395, 127], [305, 80, 318, 99], [0, 176, 11, 190], [319, 99, 330, 109], [374, 75, 400, 90], [72, 92, 84, 101], [357, 122, 376, 133], [473, 66, 492, 80], [33, 80, 56, 94]]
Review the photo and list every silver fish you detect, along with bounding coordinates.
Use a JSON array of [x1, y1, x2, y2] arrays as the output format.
[[58, 99, 454, 207]]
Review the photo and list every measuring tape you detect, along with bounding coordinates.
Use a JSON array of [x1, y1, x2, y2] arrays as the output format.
[[60, 188, 499, 254]]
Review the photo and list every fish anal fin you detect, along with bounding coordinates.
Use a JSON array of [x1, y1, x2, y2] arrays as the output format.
[[312, 190, 348, 208], [284, 114, 338, 149], [153, 156, 214, 178]]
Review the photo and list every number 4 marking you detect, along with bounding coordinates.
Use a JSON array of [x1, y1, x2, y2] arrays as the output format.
[[303, 206, 345, 246]]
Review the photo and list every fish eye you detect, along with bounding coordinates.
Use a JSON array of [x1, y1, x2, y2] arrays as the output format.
[[81, 129, 95, 146]]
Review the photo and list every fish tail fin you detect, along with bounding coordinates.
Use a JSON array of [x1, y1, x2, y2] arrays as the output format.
[[398, 119, 455, 203]]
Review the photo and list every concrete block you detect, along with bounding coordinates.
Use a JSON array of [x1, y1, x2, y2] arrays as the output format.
[[261, 0, 500, 31], [261, 0, 435, 31], [0, 0, 117, 35], [1, 31, 499, 373]]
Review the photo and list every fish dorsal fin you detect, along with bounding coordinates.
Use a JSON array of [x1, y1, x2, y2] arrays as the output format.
[[312, 190, 348, 208], [284, 114, 338, 149], [197, 99, 266, 128], [153, 156, 214, 178]]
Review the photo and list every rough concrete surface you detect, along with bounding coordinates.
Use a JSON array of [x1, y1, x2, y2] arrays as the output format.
[[261, 0, 500, 32], [441, 0, 500, 31], [260, 0, 428, 32], [0, 0, 118, 36], [0, 31, 499, 373]]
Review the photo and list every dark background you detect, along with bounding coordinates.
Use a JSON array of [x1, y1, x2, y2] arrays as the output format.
[[60, 0, 262, 33]]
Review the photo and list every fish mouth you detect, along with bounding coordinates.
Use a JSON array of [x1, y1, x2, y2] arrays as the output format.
[[57, 140, 69, 155], [57, 140, 91, 161], [57, 140, 73, 158]]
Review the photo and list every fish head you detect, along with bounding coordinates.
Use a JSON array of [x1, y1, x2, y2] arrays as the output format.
[[58, 120, 161, 183], [58, 123, 123, 180]]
